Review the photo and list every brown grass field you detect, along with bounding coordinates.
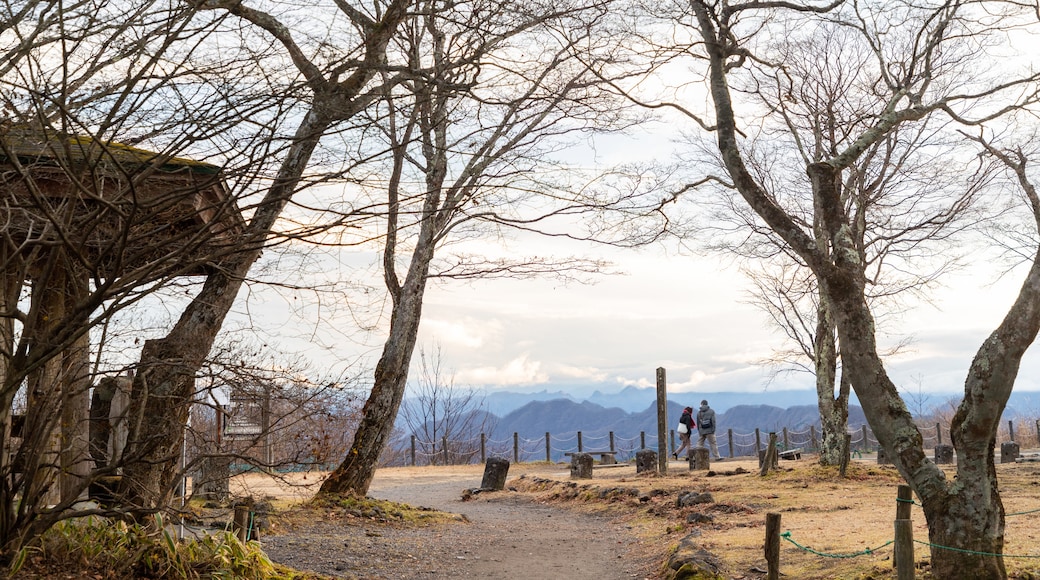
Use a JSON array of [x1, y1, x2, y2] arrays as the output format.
[[234, 454, 1040, 579]]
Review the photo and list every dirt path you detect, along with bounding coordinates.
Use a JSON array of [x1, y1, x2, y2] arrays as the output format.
[[259, 465, 654, 579]]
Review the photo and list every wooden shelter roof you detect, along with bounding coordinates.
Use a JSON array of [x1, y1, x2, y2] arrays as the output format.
[[1, 124, 245, 278]]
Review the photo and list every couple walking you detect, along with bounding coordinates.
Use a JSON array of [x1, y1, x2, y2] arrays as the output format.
[[674, 400, 722, 461]]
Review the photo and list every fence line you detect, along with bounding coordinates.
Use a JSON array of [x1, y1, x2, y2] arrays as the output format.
[[399, 418, 1040, 466]]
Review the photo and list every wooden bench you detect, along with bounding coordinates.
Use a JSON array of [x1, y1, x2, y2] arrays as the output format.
[[778, 447, 803, 460], [564, 451, 618, 465]]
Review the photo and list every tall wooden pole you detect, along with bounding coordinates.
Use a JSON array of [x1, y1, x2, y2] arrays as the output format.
[[656, 367, 667, 473]]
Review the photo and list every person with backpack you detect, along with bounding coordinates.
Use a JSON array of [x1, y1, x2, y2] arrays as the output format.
[[696, 400, 722, 461], [673, 406, 695, 459]]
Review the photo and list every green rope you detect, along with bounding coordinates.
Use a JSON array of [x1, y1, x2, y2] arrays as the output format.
[[781, 531, 893, 559], [1007, 507, 1040, 517], [913, 539, 1040, 559]]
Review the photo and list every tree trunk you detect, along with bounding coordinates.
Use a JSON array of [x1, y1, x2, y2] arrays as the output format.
[[813, 288, 850, 466], [923, 457, 1006, 578], [319, 245, 434, 496], [119, 110, 332, 514]]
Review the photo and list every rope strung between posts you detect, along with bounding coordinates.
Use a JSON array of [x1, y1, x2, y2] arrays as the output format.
[[911, 539, 1040, 559], [896, 495, 1039, 517], [780, 531, 892, 558], [781, 530, 1040, 560]]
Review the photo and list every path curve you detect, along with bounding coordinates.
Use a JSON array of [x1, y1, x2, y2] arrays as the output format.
[[261, 466, 652, 579]]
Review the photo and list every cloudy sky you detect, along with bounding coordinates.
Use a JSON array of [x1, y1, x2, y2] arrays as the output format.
[[232, 220, 1040, 401]]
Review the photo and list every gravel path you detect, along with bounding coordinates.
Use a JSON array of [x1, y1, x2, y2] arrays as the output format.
[[261, 467, 653, 579]]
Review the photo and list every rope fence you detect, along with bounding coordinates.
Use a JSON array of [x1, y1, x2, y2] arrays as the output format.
[[397, 418, 1040, 467], [765, 484, 1040, 579]]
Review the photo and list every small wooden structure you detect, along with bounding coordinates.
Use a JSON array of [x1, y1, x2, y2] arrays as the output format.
[[1, 123, 243, 504]]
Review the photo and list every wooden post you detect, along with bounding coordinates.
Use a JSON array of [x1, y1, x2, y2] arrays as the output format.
[[656, 367, 667, 473], [810, 425, 817, 452], [765, 512, 781, 580], [609, 431, 615, 452], [862, 425, 869, 452], [545, 432, 551, 463], [782, 427, 789, 450], [936, 422, 942, 446], [755, 428, 762, 454], [839, 432, 852, 478], [759, 432, 778, 475], [234, 504, 251, 542], [410, 435, 416, 466], [442, 435, 449, 465], [577, 431, 583, 452], [480, 433, 486, 463], [640, 431, 646, 450], [896, 485, 912, 520], [1008, 419, 1015, 442], [894, 519, 914, 580], [728, 429, 734, 458], [513, 432, 519, 463]]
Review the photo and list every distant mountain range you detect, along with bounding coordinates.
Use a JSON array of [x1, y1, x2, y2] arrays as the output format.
[[491, 400, 868, 443], [482, 386, 824, 417]]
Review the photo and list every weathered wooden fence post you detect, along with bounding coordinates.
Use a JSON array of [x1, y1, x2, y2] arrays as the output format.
[[609, 431, 615, 452], [480, 433, 486, 464], [545, 432, 551, 463], [839, 432, 852, 478], [443, 435, 449, 465], [234, 502, 253, 542], [577, 431, 583, 453], [759, 432, 778, 475], [894, 484, 912, 570], [754, 428, 762, 454], [936, 422, 942, 446], [640, 431, 646, 449], [1009, 419, 1016, 442], [810, 425, 817, 452], [728, 429, 734, 458], [782, 427, 789, 450], [765, 512, 781, 580], [410, 435, 416, 466], [894, 519, 914, 580], [862, 425, 869, 452], [513, 432, 519, 463], [656, 367, 668, 473]]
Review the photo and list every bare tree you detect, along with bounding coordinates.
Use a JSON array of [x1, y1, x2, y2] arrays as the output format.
[[0, 0, 278, 557], [399, 345, 495, 465], [318, 0, 626, 495], [115, 0, 413, 515], [662, 0, 1040, 575]]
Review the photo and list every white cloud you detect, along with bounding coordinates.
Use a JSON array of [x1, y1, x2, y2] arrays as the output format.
[[457, 354, 550, 386]]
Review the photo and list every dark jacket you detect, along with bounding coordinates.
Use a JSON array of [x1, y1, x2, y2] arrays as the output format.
[[679, 410, 694, 434], [696, 405, 716, 435]]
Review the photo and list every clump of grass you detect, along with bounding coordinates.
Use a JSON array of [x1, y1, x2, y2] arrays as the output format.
[[12, 513, 326, 579], [307, 493, 462, 525]]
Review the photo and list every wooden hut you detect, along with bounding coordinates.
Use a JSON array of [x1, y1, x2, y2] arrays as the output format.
[[1, 123, 244, 504]]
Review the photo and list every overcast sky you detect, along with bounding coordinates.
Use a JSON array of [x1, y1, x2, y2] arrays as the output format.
[[226, 219, 1040, 402]]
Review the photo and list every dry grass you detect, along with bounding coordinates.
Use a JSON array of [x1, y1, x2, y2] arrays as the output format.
[[509, 456, 1040, 579], [228, 457, 1040, 579]]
